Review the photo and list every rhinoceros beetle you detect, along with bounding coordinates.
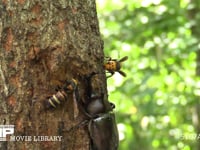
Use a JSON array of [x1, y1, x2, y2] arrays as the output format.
[[78, 72, 119, 150], [88, 112, 118, 150]]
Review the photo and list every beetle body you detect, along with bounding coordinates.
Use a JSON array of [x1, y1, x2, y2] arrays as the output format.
[[63, 73, 119, 149], [80, 73, 119, 150], [88, 112, 119, 150], [104, 56, 128, 78], [44, 79, 78, 109]]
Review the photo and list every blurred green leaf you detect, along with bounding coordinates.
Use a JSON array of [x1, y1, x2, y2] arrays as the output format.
[[97, 0, 199, 149]]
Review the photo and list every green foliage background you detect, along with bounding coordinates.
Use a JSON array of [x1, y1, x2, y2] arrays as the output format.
[[96, 0, 200, 150]]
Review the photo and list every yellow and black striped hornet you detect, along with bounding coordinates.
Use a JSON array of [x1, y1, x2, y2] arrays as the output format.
[[44, 79, 78, 109], [104, 56, 128, 78]]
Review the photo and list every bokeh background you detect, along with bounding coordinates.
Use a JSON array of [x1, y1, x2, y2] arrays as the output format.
[[96, 0, 200, 150]]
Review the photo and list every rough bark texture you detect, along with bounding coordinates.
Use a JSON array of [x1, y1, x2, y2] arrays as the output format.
[[0, 0, 108, 150]]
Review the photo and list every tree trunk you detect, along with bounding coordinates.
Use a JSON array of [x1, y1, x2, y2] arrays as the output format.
[[0, 0, 108, 150]]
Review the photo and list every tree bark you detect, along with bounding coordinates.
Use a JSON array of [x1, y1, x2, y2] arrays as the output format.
[[0, 0, 107, 150]]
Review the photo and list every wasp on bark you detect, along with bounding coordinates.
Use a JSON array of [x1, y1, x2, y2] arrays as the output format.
[[44, 79, 78, 109], [104, 56, 128, 78]]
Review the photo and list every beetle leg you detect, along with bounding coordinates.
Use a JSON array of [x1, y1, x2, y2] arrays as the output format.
[[63, 119, 90, 132]]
